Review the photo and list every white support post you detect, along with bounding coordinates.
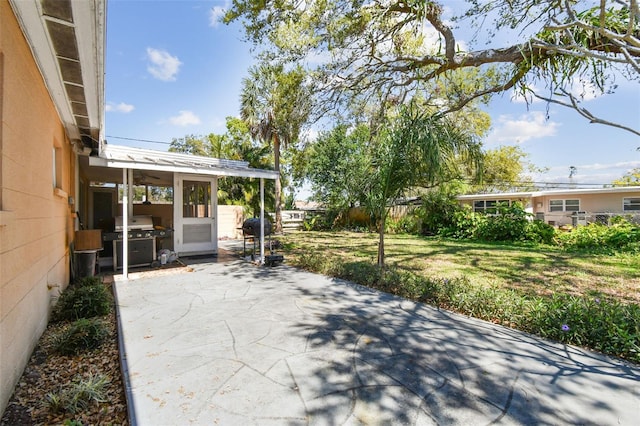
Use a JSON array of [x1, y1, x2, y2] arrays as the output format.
[[259, 178, 265, 265], [122, 168, 128, 279], [127, 169, 134, 217]]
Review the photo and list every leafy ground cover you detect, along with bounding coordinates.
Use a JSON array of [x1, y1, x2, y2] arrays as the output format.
[[1, 279, 128, 425], [279, 231, 640, 362]]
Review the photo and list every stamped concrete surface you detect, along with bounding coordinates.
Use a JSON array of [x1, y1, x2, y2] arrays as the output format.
[[114, 255, 640, 425]]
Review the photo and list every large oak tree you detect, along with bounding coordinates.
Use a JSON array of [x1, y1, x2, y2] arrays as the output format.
[[225, 0, 639, 135]]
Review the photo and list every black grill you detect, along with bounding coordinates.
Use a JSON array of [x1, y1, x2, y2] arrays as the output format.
[[242, 218, 272, 237]]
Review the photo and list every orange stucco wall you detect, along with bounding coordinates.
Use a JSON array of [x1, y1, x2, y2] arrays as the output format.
[[1, 2, 76, 414]]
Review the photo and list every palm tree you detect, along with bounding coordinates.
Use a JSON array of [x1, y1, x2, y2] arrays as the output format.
[[366, 105, 483, 267], [239, 64, 311, 232]]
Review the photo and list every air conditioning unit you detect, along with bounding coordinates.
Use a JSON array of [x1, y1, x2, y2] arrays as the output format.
[[572, 211, 588, 226]]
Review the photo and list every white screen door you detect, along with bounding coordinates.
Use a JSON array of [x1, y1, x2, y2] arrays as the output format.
[[174, 174, 218, 255]]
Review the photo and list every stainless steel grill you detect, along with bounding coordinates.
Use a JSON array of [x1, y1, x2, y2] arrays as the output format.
[[104, 215, 172, 270], [115, 215, 154, 231]]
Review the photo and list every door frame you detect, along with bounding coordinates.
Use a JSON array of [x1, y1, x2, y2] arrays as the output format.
[[173, 173, 218, 256], [88, 186, 117, 230]]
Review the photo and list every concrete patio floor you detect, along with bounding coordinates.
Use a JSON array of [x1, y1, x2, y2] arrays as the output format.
[[113, 248, 640, 425]]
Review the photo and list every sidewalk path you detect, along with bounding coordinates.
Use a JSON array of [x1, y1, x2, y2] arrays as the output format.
[[114, 257, 640, 425]]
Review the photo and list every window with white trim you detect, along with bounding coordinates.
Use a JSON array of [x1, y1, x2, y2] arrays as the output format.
[[623, 197, 640, 211], [549, 199, 580, 212], [473, 200, 510, 213]]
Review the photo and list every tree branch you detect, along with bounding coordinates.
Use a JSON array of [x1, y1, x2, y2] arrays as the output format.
[[532, 90, 640, 137]]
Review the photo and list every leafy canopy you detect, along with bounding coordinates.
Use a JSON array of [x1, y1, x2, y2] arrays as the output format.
[[225, 0, 640, 135]]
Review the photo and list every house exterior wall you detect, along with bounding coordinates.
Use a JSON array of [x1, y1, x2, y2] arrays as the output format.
[[1, 2, 75, 414], [533, 191, 640, 226], [459, 190, 640, 227]]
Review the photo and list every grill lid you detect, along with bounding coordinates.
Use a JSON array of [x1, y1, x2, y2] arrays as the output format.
[[242, 218, 272, 236], [115, 215, 154, 231]]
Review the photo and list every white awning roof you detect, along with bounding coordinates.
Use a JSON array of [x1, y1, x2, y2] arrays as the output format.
[[457, 186, 640, 200], [89, 144, 278, 180]]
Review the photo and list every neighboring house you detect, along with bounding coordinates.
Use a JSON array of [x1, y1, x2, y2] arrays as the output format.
[[1, 0, 277, 416], [457, 187, 640, 226]]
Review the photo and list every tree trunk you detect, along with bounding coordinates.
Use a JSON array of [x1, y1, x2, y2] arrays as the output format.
[[377, 214, 385, 268], [273, 134, 282, 233]]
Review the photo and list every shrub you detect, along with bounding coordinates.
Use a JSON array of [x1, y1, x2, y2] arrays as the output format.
[[53, 318, 108, 355], [557, 219, 640, 252], [416, 189, 465, 235], [439, 208, 482, 239], [525, 220, 557, 245], [385, 215, 421, 235], [52, 281, 111, 322], [45, 373, 110, 414], [74, 276, 103, 287], [439, 202, 557, 245]]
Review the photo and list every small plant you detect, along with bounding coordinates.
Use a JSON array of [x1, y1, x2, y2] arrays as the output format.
[[74, 276, 103, 287], [52, 281, 111, 322], [44, 373, 110, 414], [53, 318, 108, 355]]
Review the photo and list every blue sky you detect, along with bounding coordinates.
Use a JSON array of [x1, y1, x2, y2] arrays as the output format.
[[105, 0, 640, 194]]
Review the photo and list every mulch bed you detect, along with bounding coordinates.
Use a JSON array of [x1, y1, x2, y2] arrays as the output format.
[[1, 284, 129, 425]]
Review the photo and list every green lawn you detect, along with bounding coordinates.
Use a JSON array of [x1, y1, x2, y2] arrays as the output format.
[[279, 231, 640, 304]]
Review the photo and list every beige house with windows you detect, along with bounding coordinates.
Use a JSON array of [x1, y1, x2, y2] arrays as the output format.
[[458, 187, 640, 226]]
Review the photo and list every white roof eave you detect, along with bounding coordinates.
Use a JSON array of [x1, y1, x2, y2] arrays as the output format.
[[457, 186, 640, 200], [89, 145, 278, 180]]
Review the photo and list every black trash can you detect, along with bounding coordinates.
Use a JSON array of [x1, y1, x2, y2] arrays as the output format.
[[75, 250, 97, 278]]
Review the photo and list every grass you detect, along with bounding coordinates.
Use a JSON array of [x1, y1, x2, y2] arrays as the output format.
[[280, 231, 640, 304], [278, 231, 640, 363]]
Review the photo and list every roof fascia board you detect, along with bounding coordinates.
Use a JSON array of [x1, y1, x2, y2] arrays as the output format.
[[104, 145, 251, 168], [73, 0, 106, 141], [8, 0, 80, 141], [457, 192, 532, 200], [458, 187, 640, 200]]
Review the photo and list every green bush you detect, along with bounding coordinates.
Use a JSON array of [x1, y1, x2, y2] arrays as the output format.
[[439, 202, 556, 244], [525, 219, 557, 244], [385, 215, 421, 235], [53, 318, 108, 355], [416, 189, 465, 235], [557, 219, 640, 252], [74, 276, 103, 287], [439, 208, 482, 239], [52, 281, 111, 322]]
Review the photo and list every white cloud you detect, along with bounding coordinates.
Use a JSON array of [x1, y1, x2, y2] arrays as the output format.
[[169, 110, 201, 126], [105, 102, 135, 113], [487, 111, 560, 144], [209, 3, 228, 27], [146, 48, 182, 81]]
